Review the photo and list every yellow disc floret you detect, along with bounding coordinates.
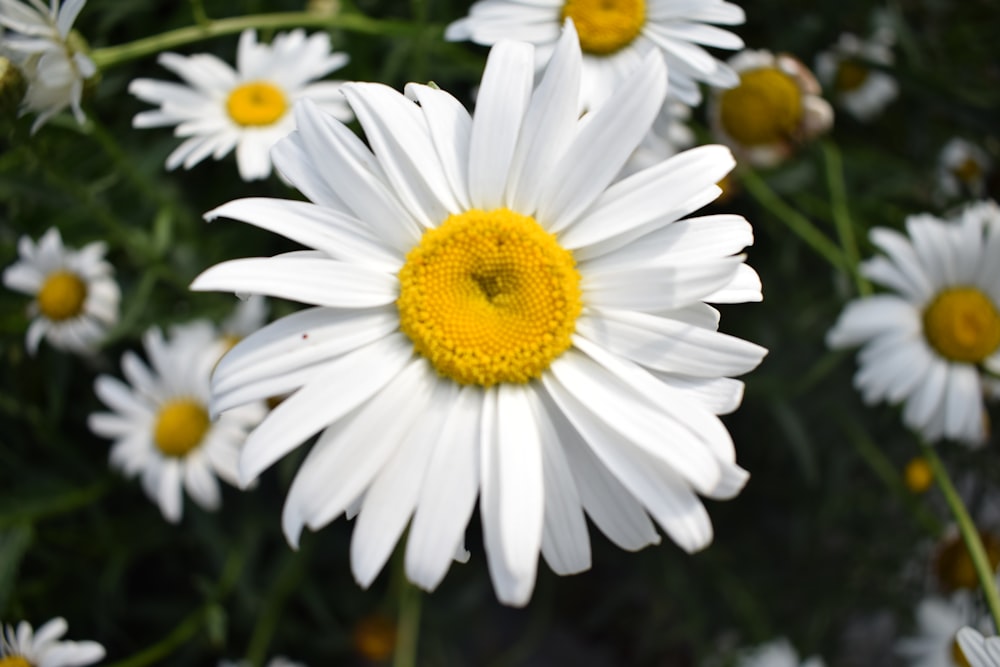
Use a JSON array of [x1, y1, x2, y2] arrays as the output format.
[[718, 67, 803, 146], [226, 81, 288, 127], [37, 270, 87, 321], [397, 208, 582, 387], [834, 60, 869, 92], [0, 656, 32, 667], [923, 287, 1000, 363], [561, 0, 646, 56], [903, 457, 933, 494], [154, 399, 210, 458]]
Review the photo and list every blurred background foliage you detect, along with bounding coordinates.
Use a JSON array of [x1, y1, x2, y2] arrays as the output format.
[[1, 0, 1000, 665]]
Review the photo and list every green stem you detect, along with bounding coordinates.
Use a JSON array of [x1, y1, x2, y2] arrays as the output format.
[[0, 480, 112, 528], [245, 551, 305, 667], [740, 167, 851, 273], [920, 441, 1000, 632], [90, 12, 436, 70], [821, 141, 872, 296], [393, 578, 422, 667]]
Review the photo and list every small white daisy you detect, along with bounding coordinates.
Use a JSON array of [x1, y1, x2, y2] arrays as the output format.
[[192, 24, 765, 606], [896, 592, 989, 667], [710, 49, 833, 167], [735, 638, 826, 667], [957, 627, 1000, 667], [129, 29, 353, 181], [815, 31, 898, 122], [3, 227, 119, 356], [0, 0, 96, 132], [938, 139, 993, 201], [445, 1, 745, 109], [827, 200, 1000, 444], [89, 321, 266, 523], [0, 616, 105, 667]]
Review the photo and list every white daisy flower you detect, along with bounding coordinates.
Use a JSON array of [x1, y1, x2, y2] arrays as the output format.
[[445, 1, 745, 109], [735, 638, 826, 667], [938, 139, 992, 201], [191, 25, 766, 607], [710, 49, 833, 168], [956, 627, 1000, 667], [827, 201, 1000, 444], [896, 592, 989, 667], [0, 616, 104, 667], [815, 31, 898, 122], [89, 322, 266, 523], [0, 0, 96, 133], [129, 29, 353, 181], [3, 227, 119, 356]]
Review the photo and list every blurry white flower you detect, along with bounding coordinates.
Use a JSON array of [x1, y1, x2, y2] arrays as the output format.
[[89, 322, 266, 523], [620, 100, 695, 178], [735, 638, 826, 667], [938, 139, 992, 201], [219, 657, 306, 667], [0, 0, 96, 132], [191, 25, 765, 607], [3, 227, 119, 355], [815, 31, 898, 122], [129, 29, 353, 181], [956, 627, 1000, 667], [896, 592, 989, 667], [710, 49, 833, 167], [827, 201, 1000, 444], [446, 0, 745, 109], [0, 616, 104, 667]]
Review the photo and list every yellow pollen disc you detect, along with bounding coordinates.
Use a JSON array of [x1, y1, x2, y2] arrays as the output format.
[[923, 287, 1000, 363], [226, 81, 288, 127], [561, 0, 646, 56], [0, 656, 32, 667], [352, 614, 397, 662], [37, 270, 87, 321], [154, 399, 210, 458], [953, 157, 983, 186], [834, 60, 869, 92], [935, 531, 1000, 592], [718, 67, 804, 146], [397, 208, 582, 387], [903, 457, 933, 494]]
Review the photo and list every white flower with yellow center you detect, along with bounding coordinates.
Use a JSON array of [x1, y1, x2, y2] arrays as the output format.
[[956, 627, 1000, 667], [3, 227, 119, 355], [89, 322, 266, 523], [896, 592, 989, 667], [0, 0, 96, 133], [735, 638, 826, 667], [192, 25, 766, 606], [827, 201, 1000, 444], [815, 32, 898, 122], [129, 29, 352, 181], [938, 139, 993, 201], [445, 1, 745, 109], [0, 617, 104, 667], [710, 49, 833, 167]]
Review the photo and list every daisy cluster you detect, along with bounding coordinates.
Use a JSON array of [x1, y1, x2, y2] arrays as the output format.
[[1, 0, 999, 664]]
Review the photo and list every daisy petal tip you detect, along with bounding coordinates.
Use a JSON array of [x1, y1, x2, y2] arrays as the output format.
[[281, 506, 305, 549]]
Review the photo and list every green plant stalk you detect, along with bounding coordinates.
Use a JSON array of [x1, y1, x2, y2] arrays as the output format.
[[740, 167, 850, 274], [920, 440, 1000, 632], [245, 551, 305, 667], [393, 577, 422, 667], [821, 141, 872, 296], [0, 480, 112, 528], [90, 12, 435, 70]]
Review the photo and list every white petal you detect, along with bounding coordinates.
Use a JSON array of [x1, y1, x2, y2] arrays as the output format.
[[404, 83, 473, 211], [158, 459, 184, 523], [583, 256, 743, 312]]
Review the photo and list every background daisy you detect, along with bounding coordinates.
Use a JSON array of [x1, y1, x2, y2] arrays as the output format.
[[815, 31, 898, 122], [129, 28, 353, 181], [0, 617, 104, 667], [192, 25, 765, 606], [957, 627, 1000, 667], [827, 201, 1000, 444], [938, 138, 993, 201], [89, 321, 266, 523], [445, 0, 745, 109], [2, 227, 119, 355]]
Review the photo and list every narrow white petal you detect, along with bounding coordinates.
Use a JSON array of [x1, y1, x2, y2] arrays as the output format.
[[404, 83, 473, 211], [158, 459, 184, 523], [584, 256, 743, 312]]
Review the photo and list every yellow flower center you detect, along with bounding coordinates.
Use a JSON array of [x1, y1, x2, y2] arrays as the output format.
[[37, 270, 87, 321], [153, 399, 210, 458], [0, 656, 32, 667], [718, 67, 803, 146], [834, 60, 869, 92], [560, 0, 646, 56], [935, 530, 1000, 592], [953, 157, 983, 186], [952, 635, 972, 667], [226, 81, 288, 127], [903, 457, 934, 494], [353, 614, 397, 662], [923, 287, 1000, 363], [397, 208, 582, 387]]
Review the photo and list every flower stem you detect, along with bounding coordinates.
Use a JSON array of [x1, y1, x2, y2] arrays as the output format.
[[919, 440, 1000, 632], [821, 141, 872, 296], [393, 575, 422, 667], [90, 12, 437, 70]]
